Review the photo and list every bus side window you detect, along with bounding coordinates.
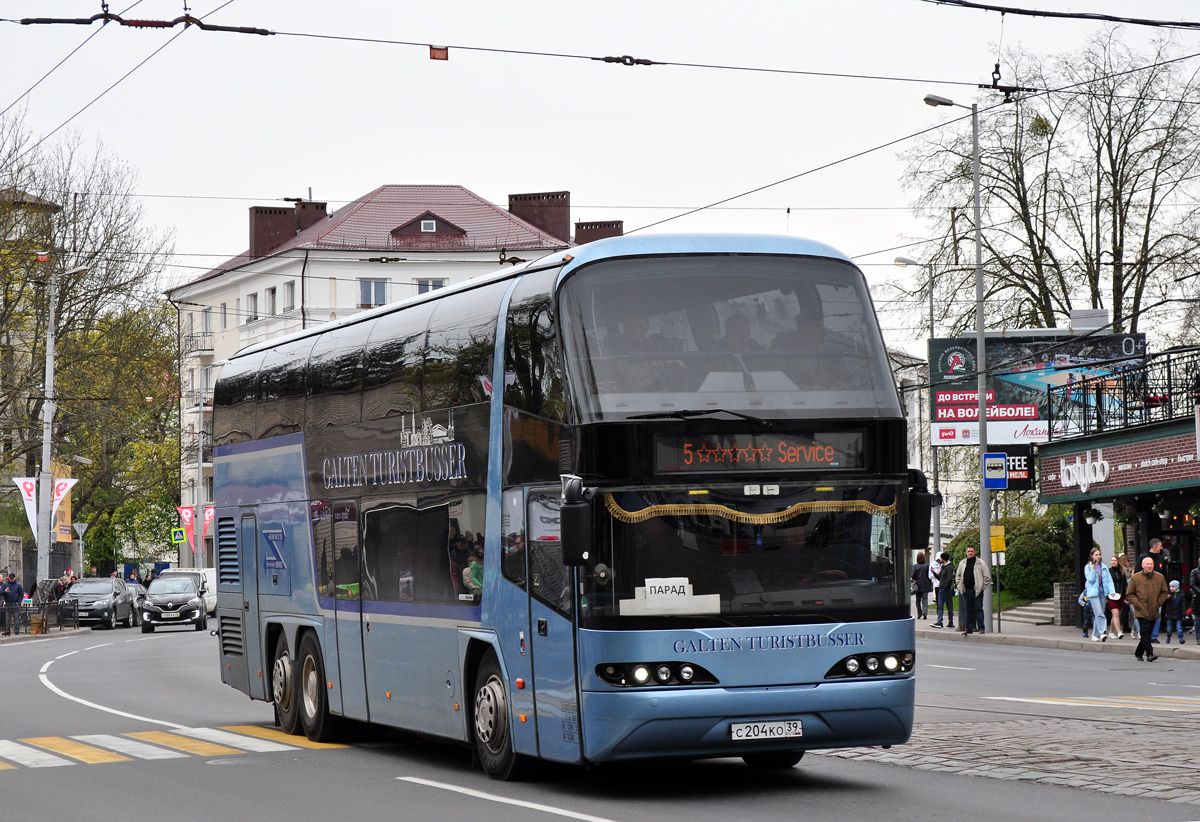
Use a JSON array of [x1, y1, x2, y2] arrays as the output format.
[[504, 267, 566, 422], [501, 489, 526, 588], [363, 303, 432, 420], [424, 280, 510, 410], [528, 491, 571, 616]]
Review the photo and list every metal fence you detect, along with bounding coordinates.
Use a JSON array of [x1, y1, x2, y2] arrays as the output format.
[[1048, 346, 1200, 440], [0, 601, 79, 636]]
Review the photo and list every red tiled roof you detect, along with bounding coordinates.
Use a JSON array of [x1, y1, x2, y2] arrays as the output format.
[[186, 184, 568, 285]]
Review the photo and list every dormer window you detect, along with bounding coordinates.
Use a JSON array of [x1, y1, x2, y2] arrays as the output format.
[[420, 220, 436, 233], [391, 212, 466, 237]]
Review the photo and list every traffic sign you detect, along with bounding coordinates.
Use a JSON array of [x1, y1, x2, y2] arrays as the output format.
[[983, 452, 1008, 489], [171, 528, 187, 544]]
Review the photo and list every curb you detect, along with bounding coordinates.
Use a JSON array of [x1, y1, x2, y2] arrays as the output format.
[[916, 626, 1200, 659], [0, 627, 92, 644]]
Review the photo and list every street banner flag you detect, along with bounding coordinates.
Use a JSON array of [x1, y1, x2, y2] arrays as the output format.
[[176, 506, 196, 555], [50, 478, 77, 523], [12, 478, 37, 536], [202, 506, 215, 544]]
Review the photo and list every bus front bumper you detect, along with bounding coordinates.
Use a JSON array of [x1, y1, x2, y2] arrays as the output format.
[[579, 676, 914, 763]]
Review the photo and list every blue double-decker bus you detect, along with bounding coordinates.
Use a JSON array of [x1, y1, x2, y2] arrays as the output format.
[[212, 233, 930, 778]]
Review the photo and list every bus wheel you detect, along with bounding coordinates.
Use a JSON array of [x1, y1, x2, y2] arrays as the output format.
[[298, 632, 342, 742], [272, 634, 301, 735], [742, 751, 804, 769], [473, 650, 526, 780]]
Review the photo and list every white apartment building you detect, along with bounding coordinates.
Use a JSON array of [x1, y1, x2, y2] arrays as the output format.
[[165, 185, 595, 564]]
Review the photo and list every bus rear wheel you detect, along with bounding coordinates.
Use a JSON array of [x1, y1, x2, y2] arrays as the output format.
[[742, 751, 804, 769], [298, 632, 342, 742], [272, 634, 301, 735], [473, 650, 527, 780]]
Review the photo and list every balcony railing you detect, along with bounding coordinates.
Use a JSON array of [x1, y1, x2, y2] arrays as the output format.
[[1048, 346, 1200, 440], [182, 431, 213, 465], [184, 332, 214, 355], [183, 390, 214, 411]]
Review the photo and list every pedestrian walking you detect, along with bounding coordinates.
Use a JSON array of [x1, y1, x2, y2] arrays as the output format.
[[1140, 539, 1168, 643], [1162, 581, 1186, 644], [1105, 555, 1127, 639], [930, 551, 955, 629], [911, 552, 932, 620], [1126, 556, 1169, 662], [1083, 547, 1116, 642], [955, 545, 991, 635]]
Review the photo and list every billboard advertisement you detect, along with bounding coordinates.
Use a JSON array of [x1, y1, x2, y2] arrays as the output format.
[[929, 333, 1146, 446]]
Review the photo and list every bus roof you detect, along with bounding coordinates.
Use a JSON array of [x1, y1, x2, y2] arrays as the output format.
[[229, 233, 853, 361]]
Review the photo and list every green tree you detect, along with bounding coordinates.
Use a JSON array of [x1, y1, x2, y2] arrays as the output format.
[[946, 507, 1074, 600]]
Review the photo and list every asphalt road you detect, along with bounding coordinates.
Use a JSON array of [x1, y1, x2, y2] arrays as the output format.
[[0, 628, 1196, 821]]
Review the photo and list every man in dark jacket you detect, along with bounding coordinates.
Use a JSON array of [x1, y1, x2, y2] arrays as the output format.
[[1127, 556, 1169, 662], [1139, 539, 1169, 641], [0, 573, 25, 636]]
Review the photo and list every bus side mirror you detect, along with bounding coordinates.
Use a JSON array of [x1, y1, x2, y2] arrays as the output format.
[[560, 474, 592, 567], [907, 468, 933, 553]]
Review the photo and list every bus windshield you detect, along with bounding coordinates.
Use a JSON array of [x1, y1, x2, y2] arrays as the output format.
[[558, 254, 899, 422], [578, 480, 904, 629]]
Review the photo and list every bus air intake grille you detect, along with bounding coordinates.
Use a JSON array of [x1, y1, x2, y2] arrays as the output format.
[[218, 615, 245, 657], [217, 517, 239, 585]]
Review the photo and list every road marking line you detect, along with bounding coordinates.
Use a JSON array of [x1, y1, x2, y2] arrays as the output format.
[[72, 734, 189, 760], [221, 725, 349, 749], [926, 664, 976, 670], [125, 731, 242, 756], [984, 696, 1192, 712], [23, 736, 131, 764], [178, 727, 298, 752], [38, 668, 187, 729], [399, 776, 620, 822], [0, 740, 72, 767]]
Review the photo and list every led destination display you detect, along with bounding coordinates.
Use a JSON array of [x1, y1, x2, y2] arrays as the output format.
[[654, 432, 864, 474]]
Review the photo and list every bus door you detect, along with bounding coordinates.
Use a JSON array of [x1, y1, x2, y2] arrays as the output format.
[[332, 500, 369, 721], [236, 513, 263, 699], [526, 489, 583, 763]]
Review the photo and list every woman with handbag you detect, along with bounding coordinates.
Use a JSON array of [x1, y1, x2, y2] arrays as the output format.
[[1084, 546, 1116, 641], [1105, 555, 1127, 639], [911, 552, 932, 620]]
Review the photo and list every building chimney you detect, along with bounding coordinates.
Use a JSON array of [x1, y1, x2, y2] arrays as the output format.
[[249, 202, 328, 258], [508, 191, 570, 244], [574, 220, 623, 244]]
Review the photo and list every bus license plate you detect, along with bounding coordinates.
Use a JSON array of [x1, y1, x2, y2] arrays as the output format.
[[731, 720, 803, 740]]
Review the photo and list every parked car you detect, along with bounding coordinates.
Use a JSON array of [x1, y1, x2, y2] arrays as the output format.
[[141, 577, 207, 632], [61, 578, 136, 629], [156, 568, 216, 615], [126, 582, 147, 625]]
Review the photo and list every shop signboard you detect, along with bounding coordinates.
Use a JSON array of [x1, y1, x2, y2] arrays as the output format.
[[1040, 430, 1200, 502], [929, 333, 1146, 446]]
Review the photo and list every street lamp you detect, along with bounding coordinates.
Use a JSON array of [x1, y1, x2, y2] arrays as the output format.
[[924, 92, 992, 632], [895, 256, 941, 559]]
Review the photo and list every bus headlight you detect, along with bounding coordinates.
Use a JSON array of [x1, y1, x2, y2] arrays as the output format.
[[632, 665, 651, 684], [824, 650, 914, 679], [595, 662, 716, 687], [883, 655, 900, 672]]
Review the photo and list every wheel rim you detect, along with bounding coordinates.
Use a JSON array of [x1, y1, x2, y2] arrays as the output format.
[[474, 674, 508, 755], [272, 654, 292, 707], [301, 654, 320, 719]]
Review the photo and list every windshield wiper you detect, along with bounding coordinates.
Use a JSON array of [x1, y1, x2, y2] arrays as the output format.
[[626, 408, 771, 428]]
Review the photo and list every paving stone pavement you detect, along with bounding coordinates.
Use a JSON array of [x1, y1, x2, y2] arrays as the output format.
[[815, 714, 1200, 804]]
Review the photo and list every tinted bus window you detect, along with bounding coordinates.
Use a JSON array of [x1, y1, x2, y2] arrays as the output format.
[[363, 303, 432, 420], [558, 255, 898, 422], [212, 351, 266, 446], [504, 267, 565, 422], [307, 320, 372, 429], [258, 338, 316, 439], [423, 281, 509, 410]]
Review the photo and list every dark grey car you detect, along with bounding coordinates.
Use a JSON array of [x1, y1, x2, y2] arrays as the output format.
[[62, 578, 136, 629], [140, 577, 206, 632]]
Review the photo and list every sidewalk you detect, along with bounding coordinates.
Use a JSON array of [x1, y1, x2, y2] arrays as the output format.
[[0, 627, 92, 644], [913, 600, 1200, 659]]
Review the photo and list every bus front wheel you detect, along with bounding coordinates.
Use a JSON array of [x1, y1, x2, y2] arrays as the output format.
[[742, 751, 804, 769], [298, 632, 342, 742], [272, 634, 301, 735], [473, 650, 527, 780]]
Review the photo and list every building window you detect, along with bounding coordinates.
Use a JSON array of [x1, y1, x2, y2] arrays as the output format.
[[284, 281, 295, 312], [360, 279, 386, 308], [201, 307, 212, 334], [420, 219, 436, 233], [265, 287, 276, 316], [417, 278, 446, 294], [220, 302, 227, 330], [245, 293, 258, 323]]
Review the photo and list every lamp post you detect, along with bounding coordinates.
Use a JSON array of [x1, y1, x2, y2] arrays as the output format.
[[895, 256, 941, 559], [924, 93, 992, 632]]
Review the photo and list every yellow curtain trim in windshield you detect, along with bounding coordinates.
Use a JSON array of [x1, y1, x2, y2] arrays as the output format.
[[602, 494, 896, 525]]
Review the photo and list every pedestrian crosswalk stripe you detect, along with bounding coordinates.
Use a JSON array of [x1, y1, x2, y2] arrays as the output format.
[[72, 734, 189, 760], [124, 731, 242, 756], [0, 740, 72, 768], [985, 695, 1200, 712], [177, 727, 297, 753], [22, 737, 131, 764], [221, 725, 349, 749]]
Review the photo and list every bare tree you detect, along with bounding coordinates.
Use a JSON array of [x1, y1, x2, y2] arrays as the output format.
[[900, 31, 1200, 337]]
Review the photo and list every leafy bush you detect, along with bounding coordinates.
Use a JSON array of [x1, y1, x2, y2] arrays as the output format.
[[943, 510, 1075, 600]]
